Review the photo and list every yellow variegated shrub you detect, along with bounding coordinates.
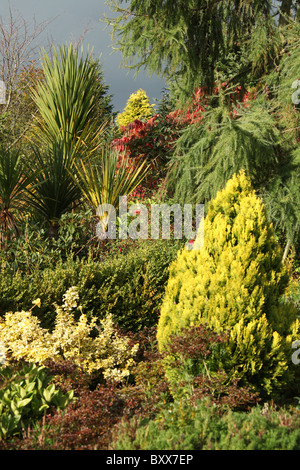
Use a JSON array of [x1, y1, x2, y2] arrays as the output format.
[[0, 287, 139, 381], [157, 171, 300, 396]]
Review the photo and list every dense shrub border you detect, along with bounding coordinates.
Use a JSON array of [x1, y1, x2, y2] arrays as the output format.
[[0, 326, 299, 450], [0, 239, 184, 331]]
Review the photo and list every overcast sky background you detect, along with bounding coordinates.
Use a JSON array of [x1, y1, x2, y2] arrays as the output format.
[[1, 0, 166, 113]]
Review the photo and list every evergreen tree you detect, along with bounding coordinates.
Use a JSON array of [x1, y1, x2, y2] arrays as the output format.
[[168, 94, 281, 206], [104, 1, 298, 99], [157, 171, 300, 397], [93, 62, 115, 126], [252, 19, 300, 255], [166, 16, 300, 254], [104, 2, 300, 253]]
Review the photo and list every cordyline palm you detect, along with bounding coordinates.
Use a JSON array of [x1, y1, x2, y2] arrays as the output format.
[[0, 146, 34, 244], [27, 142, 82, 239], [73, 146, 150, 236], [30, 43, 103, 155]]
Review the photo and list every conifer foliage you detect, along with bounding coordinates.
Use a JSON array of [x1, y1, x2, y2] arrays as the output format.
[[105, 0, 277, 96], [116, 89, 155, 128], [157, 171, 300, 397]]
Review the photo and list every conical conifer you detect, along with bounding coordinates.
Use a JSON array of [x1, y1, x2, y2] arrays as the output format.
[[157, 171, 299, 396]]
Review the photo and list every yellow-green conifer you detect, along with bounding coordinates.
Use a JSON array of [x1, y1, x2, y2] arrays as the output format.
[[116, 88, 155, 127], [157, 171, 299, 396]]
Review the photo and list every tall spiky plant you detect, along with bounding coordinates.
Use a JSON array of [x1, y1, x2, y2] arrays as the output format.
[[73, 146, 150, 236], [30, 43, 105, 155], [26, 143, 82, 239], [0, 146, 34, 245]]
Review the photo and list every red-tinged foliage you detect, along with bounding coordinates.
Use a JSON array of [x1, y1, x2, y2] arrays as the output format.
[[111, 83, 251, 173], [0, 324, 258, 450], [165, 324, 259, 411], [112, 115, 181, 167], [190, 372, 259, 411], [166, 324, 230, 360]]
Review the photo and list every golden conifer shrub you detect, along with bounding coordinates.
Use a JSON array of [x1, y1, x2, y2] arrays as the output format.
[[116, 89, 155, 128], [157, 171, 300, 396]]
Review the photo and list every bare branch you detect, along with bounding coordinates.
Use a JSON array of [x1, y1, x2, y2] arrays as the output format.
[[0, 5, 54, 111]]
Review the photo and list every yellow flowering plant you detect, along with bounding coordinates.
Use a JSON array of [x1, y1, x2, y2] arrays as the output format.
[[0, 287, 139, 381]]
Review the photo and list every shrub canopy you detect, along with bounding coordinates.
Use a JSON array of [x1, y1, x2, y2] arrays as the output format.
[[157, 171, 300, 396]]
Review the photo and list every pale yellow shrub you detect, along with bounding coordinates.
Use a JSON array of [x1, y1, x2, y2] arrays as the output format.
[[0, 287, 139, 381]]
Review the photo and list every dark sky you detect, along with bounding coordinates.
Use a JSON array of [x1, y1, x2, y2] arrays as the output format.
[[1, 0, 166, 113]]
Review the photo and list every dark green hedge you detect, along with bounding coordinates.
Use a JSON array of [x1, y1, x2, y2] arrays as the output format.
[[0, 239, 184, 332]]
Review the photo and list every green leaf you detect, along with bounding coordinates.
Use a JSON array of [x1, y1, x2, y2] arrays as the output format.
[[0, 413, 21, 438], [43, 384, 56, 403]]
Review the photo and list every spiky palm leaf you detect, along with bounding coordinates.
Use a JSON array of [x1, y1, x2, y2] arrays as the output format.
[[0, 146, 34, 239], [30, 43, 104, 155], [73, 147, 150, 234]]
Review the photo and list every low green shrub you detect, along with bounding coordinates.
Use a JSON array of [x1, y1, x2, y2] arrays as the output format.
[[209, 404, 300, 450], [0, 209, 96, 276], [0, 362, 74, 440], [0, 239, 183, 331], [161, 324, 259, 407], [112, 399, 300, 450]]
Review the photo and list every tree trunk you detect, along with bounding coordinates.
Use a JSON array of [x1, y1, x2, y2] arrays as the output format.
[[48, 221, 59, 241]]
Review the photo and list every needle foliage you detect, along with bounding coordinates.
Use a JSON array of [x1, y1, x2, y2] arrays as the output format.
[[157, 171, 300, 398]]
